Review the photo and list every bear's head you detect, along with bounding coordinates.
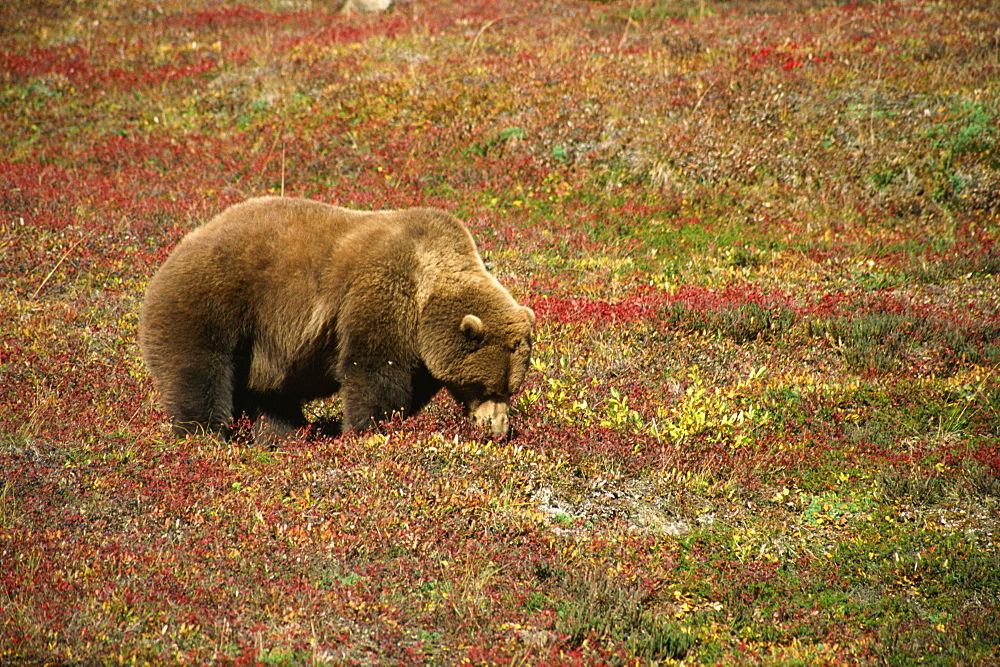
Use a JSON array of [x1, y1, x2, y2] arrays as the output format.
[[420, 289, 535, 438]]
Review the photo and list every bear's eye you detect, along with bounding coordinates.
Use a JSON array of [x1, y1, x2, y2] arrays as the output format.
[[509, 337, 530, 353]]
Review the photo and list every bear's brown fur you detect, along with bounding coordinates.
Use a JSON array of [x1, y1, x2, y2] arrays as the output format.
[[138, 196, 534, 441]]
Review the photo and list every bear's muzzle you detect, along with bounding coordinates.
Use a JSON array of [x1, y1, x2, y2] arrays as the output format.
[[470, 399, 510, 438]]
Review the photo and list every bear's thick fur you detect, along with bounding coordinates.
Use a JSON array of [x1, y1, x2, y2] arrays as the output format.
[[139, 196, 534, 441]]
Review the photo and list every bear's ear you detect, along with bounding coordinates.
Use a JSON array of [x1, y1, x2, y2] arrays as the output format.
[[461, 314, 484, 341], [522, 306, 536, 326]]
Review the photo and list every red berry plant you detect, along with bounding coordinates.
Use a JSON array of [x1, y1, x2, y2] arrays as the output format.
[[2, 0, 998, 663]]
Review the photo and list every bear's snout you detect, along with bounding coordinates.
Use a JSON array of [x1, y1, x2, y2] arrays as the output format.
[[470, 399, 510, 438]]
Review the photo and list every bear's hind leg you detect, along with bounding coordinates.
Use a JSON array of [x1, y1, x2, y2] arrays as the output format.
[[242, 394, 307, 444], [162, 353, 236, 439]]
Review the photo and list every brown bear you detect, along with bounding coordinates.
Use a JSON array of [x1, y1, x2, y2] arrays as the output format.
[[138, 196, 534, 441]]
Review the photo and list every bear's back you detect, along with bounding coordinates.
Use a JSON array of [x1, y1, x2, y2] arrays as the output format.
[[156, 198, 456, 296], [190, 196, 369, 264], [145, 197, 483, 328], [190, 196, 474, 267]]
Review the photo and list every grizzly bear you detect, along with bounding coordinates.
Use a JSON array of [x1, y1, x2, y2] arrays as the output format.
[[138, 196, 534, 441]]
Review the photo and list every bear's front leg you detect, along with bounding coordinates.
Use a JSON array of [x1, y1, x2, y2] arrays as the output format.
[[340, 364, 415, 433], [336, 289, 422, 434]]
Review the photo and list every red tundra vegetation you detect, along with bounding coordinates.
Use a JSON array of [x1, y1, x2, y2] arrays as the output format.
[[2, 0, 998, 663]]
